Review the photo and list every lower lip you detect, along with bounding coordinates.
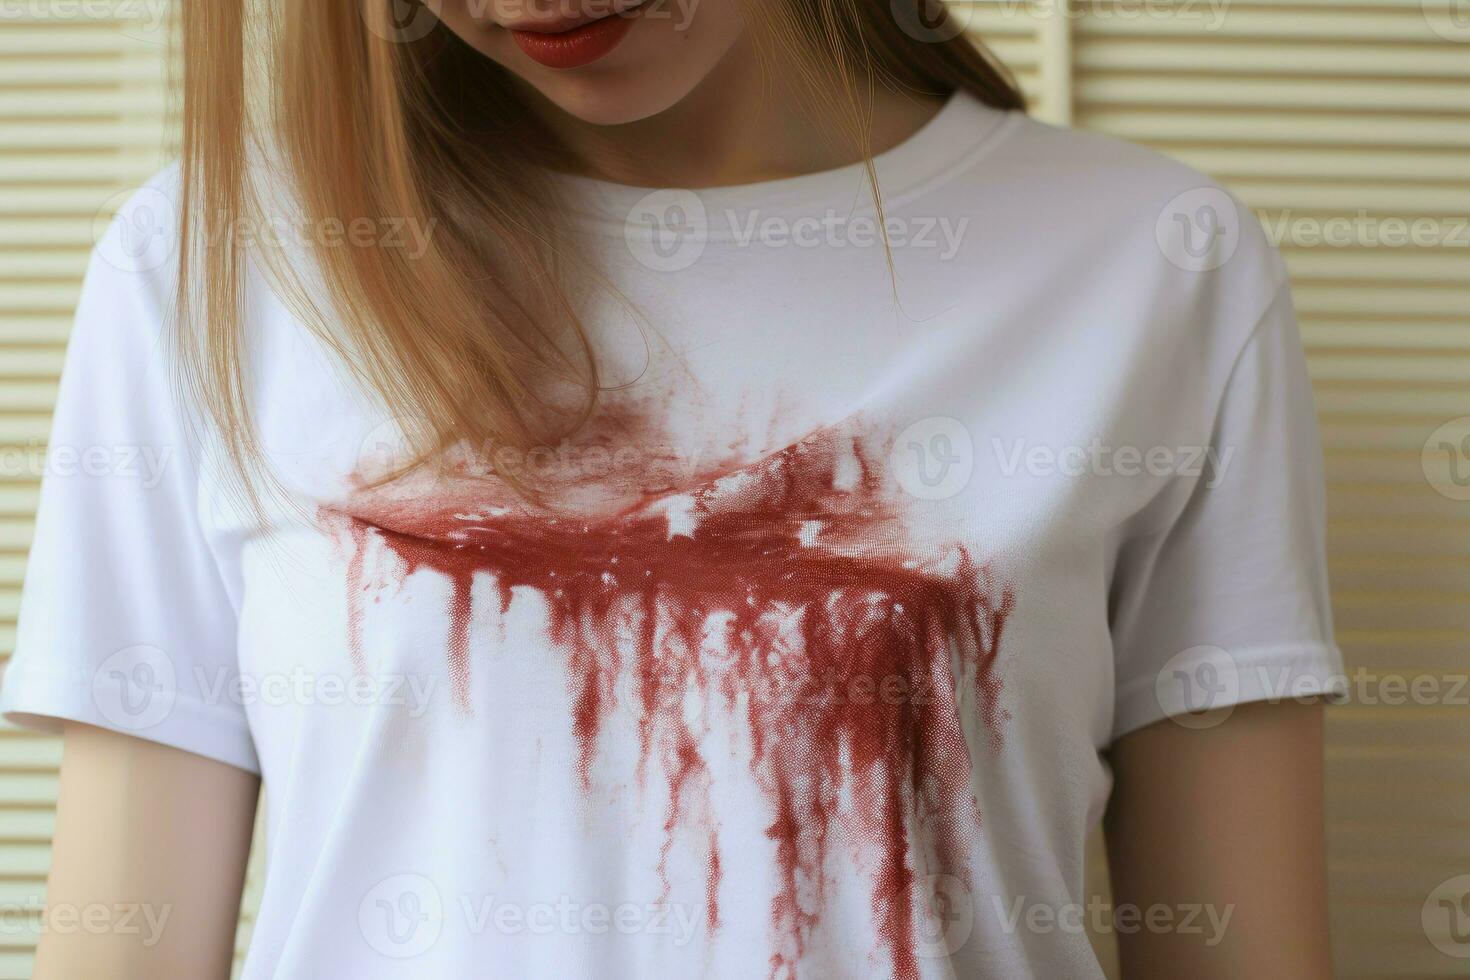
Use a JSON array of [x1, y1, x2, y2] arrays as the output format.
[[511, 13, 636, 70]]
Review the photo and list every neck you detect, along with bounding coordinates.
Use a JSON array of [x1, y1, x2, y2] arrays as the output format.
[[530, 38, 947, 188]]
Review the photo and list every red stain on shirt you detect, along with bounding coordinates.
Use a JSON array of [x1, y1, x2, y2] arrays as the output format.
[[320, 420, 1014, 979]]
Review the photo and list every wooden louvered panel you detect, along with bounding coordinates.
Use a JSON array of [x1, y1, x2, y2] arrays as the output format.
[[1070, 0, 1470, 976], [0, 4, 186, 978]]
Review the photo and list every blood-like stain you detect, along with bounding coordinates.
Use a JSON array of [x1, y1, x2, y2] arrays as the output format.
[[319, 419, 1014, 979]]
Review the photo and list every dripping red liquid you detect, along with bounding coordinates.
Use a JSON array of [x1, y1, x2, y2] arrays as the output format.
[[321, 424, 1015, 979]]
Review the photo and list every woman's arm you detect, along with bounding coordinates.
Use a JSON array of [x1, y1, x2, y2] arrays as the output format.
[[33, 722, 259, 980], [1104, 700, 1333, 978]]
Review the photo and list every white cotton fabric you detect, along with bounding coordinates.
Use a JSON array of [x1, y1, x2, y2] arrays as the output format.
[[3, 93, 1344, 979]]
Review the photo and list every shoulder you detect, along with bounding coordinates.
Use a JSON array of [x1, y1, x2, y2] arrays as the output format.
[[59, 163, 188, 389], [88, 162, 186, 308], [934, 101, 1290, 362], [81, 159, 303, 355], [965, 104, 1285, 303]]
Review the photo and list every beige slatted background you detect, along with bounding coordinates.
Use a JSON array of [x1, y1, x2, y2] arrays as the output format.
[[1063, 1, 1470, 975], [1, 0, 1466, 976], [0, 5, 171, 975]]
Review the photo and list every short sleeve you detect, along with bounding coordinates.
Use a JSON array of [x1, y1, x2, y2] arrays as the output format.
[[1108, 280, 1348, 741], [0, 198, 259, 773]]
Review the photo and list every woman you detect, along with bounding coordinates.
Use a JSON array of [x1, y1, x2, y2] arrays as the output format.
[[4, 0, 1343, 976]]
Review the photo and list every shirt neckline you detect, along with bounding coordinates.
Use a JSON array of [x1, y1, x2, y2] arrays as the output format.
[[556, 91, 1020, 240]]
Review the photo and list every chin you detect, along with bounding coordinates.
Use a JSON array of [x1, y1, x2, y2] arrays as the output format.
[[459, 3, 747, 129], [521, 70, 707, 127]]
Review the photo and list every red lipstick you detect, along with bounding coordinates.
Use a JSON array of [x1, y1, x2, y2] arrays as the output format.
[[511, 9, 637, 70]]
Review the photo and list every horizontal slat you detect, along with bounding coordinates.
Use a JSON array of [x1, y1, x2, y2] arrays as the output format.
[[958, 4, 1050, 35], [0, 60, 164, 84], [1248, 186, 1470, 216], [0, 809, 54, 843], [1074, 6, 1449, 41], [0, 775, 57, 807], [1334, 600, 1470, 633], [0, 25, 169, 51], [1327, 523, 1470, 558], [1076, 110, 1470, 146], [0, 188, 167, 219], [1323, 419, 1470, 451], [1314, 383, 1470, 417], [0, 223, 134, 249], [0, 487, 37, 517], [0, 382, 60, 412], [0, 318, 75, 344], [0, 91, 168, 118], [1303, 322, 1470, 351], [0, 123, 171, 151], [1165, 144, 1470, 181], [1282, 251, 1470, 283], [1079, 74, 1470, 112], [1076, 38, 1470, 77], [0, 156, 173, 182], [0, 349, 66, 377], [1296, 286, 1467, 318]]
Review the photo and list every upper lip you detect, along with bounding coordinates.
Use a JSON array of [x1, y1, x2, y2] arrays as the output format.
[[501, 0, 645, 33]]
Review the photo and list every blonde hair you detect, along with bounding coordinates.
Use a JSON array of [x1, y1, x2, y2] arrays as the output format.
[[176, 0, 1022, 489]]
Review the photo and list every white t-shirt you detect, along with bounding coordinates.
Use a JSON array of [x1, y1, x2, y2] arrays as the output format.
[[3, 93, 1345, 979]]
